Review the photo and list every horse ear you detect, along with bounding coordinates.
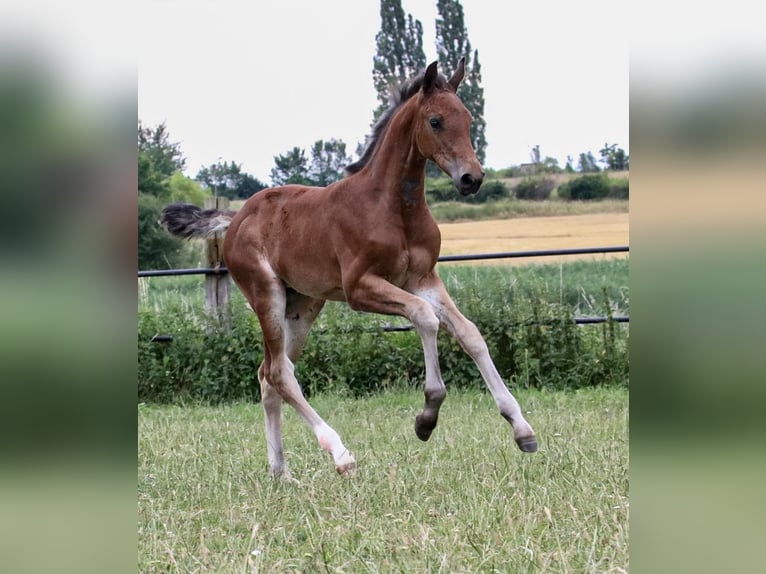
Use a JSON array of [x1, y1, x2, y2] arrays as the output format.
[[422, 61, 439, 95], [448, 57, 466, 92]]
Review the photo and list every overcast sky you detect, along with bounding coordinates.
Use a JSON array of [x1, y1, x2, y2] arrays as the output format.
[[138, 1, 630, 182]]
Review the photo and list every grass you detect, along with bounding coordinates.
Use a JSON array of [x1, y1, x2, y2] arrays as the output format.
[[139, 256, 629, 315], [429, 198, 628, 223], [138, 387, 628, 573]]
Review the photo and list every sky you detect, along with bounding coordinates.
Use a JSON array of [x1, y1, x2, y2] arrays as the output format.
[[137, 1, 630, 182]]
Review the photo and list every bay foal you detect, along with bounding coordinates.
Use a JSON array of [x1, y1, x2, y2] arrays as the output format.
[[161, 60, 537, 478]]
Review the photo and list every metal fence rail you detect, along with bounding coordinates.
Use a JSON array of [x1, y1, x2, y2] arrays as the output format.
[[137, 245, 629, 278], [139, 245, 630, 332]]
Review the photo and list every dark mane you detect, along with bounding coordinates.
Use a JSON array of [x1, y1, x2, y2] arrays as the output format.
[[346, 71, 448, 175]]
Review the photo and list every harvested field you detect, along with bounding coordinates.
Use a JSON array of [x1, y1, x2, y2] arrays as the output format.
[[438, 212, 629, 265]]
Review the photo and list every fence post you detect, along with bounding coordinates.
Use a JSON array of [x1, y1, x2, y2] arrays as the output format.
[[204, 196, 231, 330]]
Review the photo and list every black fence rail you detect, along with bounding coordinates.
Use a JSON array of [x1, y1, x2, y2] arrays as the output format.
[[138, 245, 630, 328], [138, 245, 630, 278]]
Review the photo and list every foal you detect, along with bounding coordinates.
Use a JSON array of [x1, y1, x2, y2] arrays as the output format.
[[161, 59, 537, 477]]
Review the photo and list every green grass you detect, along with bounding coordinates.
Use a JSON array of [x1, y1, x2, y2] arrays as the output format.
[[139, 259, 629, 316], [429, 198, 628, 223], [138, 387, 628, 573]]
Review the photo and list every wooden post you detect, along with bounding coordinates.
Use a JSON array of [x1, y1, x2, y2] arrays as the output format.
[[204, 196, 231, 330]]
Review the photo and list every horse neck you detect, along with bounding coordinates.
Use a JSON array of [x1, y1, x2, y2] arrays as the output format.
[[369, 99, 428, 208]]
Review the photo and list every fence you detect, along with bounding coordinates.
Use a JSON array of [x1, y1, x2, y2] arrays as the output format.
[[138, 245, 629, 329]]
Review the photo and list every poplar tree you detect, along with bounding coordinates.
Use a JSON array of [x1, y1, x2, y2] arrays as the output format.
[[435, 0, 487, 164], [371, 0, 426, 122]]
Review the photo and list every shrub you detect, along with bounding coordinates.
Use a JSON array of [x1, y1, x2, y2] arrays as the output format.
[[426, 178, 509, 204], [513, 177, 556, 201], [138, 262, 629, 402], [608, 177, 629, 199], [557, 174, 611, 200]]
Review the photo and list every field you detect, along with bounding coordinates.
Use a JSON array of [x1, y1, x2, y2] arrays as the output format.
[[438, 213, 629, 265], [139, 203, 630, 571], [138, 387, 628, 573]]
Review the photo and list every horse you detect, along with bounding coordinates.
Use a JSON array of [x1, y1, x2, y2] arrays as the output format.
[[160, 59, 538, 478]]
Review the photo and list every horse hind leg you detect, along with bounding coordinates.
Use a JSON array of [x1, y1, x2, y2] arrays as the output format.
[[249, 276, 355, 475], [258, 357, 296, 481]]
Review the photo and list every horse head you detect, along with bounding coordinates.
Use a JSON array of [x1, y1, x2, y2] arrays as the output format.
[[415, 58, 485, 195]]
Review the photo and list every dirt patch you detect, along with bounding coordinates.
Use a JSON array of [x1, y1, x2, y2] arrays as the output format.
[[438, 213, 629, 265]]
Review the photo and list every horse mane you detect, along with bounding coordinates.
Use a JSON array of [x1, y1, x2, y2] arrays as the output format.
[[346, 70, 448, 175]]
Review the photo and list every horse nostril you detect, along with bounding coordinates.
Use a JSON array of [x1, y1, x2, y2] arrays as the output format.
[[460, 174, 474, 186]]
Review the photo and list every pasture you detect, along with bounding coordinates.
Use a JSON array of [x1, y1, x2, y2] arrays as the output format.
[[139, 210, 629, 571], [138, 387, 628, 573]]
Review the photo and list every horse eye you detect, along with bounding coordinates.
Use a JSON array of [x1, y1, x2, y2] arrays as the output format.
[[429, 117, 442, 129]]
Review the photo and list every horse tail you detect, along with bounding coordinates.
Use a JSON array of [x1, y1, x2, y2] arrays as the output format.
[[160, 202, 237, 239]]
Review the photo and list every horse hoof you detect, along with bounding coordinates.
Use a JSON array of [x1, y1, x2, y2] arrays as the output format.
[[516, 436, 538, 453], [414, 414, 436, 442]]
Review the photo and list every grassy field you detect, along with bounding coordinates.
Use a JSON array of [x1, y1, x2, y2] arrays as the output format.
[[138, 387, 628, 573]]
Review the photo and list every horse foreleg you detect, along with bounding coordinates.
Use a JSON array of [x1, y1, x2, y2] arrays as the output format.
[[346, 275, 446, 442], [414, 278, 538, 453]]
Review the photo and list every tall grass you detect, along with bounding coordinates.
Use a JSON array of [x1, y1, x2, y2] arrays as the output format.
[[429, 199, 628, 223], [138, 387, 628, 573], [138, 260, 629, 401]]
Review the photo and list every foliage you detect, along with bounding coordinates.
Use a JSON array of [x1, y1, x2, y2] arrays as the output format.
[[270, 146, 310, 186], [608, 177, 629, 199], [428, 197, 628, 222], [513, 176, 556, 201], [269, 140, 352, 187], [577, 151, 601, 173], [372, 0, 426, 122], [138, 122, 191, 269], [167, 171, 210, 206], [308, 139, 352, 186], [138, 194, 196, 270], [426, 177, 508, 204], [436, 0, 486, 163], [196, 160, 266, 199], [557, 173, 612, 201], [138, 260, 628, 402], [138, 121, 185, 180], [599, 142, 630, 170]]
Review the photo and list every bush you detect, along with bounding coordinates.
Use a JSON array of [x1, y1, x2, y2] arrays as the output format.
[[608, 177, 629, 199], [138, 262, 629, 402], [426, 178, 509, 204], [557, 174, 611, 201], [513, 177, 556, 201]]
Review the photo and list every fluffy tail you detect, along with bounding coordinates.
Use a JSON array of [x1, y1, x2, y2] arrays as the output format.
[[160, 203, 237, 239]]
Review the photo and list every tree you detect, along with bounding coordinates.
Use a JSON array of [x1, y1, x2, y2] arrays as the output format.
[[577, 152, 601, 173], [598, 143, 629, 171], [371, 0, 426, 122], [435, 0, 487, 163], [530, 144, 541, 165], [138, 121, 185, 181], [307, 139, 351, 186], [196, 160, 266, 199], [168, 171, 209, 206], [138, 121, 191, 269], [270, 147, 310, 186]]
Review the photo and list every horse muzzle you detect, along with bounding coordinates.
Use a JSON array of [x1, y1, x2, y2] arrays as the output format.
[[456, 171, 484, 196]]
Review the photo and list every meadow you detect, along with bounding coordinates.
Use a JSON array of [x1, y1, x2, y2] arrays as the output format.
[[139, 210, 629, 572], [138, 387, 628, 573]]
